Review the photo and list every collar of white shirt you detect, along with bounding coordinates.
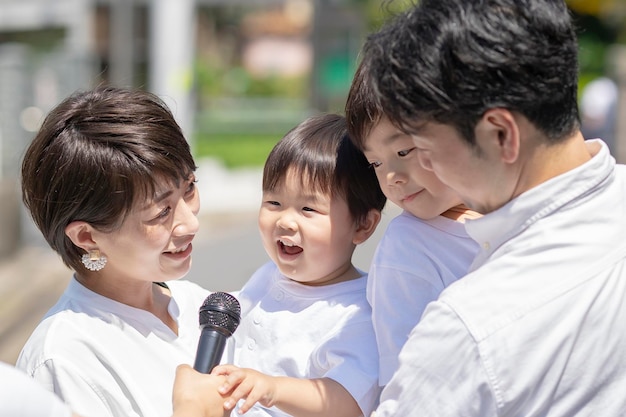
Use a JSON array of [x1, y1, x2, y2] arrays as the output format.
[[464, 139, 613, 270]]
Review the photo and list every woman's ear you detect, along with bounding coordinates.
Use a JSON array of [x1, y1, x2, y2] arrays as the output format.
[[353, 209, 382, 245], [65, 221, 97, 252]]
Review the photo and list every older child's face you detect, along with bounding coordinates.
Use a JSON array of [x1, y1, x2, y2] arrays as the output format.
[[363, 117, 462, 219], [258, 169, 360, 286], [91, 175, 200, 285]]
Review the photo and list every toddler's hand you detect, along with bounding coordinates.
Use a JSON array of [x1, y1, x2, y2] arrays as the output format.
[[211, 364, 279, 414]]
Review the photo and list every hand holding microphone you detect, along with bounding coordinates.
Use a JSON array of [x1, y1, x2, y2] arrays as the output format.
[[193, 292, 241, 374]]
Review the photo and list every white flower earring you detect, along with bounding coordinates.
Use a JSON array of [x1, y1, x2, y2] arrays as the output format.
[[81, 249, 107, 271]]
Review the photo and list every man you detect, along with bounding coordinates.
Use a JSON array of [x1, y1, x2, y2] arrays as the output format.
[[359, 0, 626, 415]]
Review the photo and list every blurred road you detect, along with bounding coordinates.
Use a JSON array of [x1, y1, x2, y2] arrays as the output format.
[[0, 158, 398, 365]]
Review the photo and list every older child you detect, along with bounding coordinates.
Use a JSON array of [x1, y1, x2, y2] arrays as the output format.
[[345, 59, 481, 386], [17, 86, 210, 417], [212, 113, 386, 417]]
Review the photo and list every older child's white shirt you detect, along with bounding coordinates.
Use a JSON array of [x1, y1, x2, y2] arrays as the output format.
[[16, 277, 210, 417], [367, 211, 479, 385], [227, 261, 380, 417]]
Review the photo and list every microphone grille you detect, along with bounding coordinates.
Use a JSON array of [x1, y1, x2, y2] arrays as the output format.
[[198, 292, 241, 335]]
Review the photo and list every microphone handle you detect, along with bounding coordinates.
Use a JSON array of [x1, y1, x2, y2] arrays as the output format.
[[193, 328, 227, 373]]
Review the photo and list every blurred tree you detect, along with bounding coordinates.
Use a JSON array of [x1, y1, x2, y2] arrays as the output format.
[[565, 0, 626, 88], [349, 0, 414, 30], [567, 0, 624, 20]]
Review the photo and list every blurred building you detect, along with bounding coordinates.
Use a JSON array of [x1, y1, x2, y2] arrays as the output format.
[[0, 0, 364, 256], [0, 0, 96, 256]]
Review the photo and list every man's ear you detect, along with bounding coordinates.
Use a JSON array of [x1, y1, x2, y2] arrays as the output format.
[[475, 108, 520, 164], [353, 209, 382, 245], [65, 221, 97, 252]]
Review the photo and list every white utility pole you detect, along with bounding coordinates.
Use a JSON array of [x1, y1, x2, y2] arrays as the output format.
[[149, 0, 197, 140]]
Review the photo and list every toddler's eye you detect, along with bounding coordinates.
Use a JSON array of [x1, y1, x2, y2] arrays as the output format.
[[369, 161, 382, 169], [398, 148, 416, 157]]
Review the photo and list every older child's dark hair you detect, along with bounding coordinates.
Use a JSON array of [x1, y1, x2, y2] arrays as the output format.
[[345, 57, 385, 151], [263, 113, 386, 224], [21, 86, 196, 272], [365, 0, 580, 145]]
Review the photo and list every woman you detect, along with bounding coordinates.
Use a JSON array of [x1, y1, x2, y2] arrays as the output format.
[[17, 86, 210, 417]]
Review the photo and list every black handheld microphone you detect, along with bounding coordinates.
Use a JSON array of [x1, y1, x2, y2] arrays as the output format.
[[193, 292, 241, 373]]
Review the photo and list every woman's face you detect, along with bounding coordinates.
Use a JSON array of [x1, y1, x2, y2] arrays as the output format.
[[91, 174, 200, 284]]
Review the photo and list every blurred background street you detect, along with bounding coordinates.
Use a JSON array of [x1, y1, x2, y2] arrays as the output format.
[[0, 0, 625, 365]]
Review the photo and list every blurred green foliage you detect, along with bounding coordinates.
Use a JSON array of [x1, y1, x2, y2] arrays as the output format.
[[360, 0, 414, 30], [569, 7, 623, 93], [195, 62, 308, 99], [0, 28, 65, 51], [193, 132, 281, 168]]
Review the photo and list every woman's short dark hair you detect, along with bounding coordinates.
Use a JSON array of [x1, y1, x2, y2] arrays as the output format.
[[263, 113, 386, 224], [21, 86, 196, 272], [366, 0, 581, 145]]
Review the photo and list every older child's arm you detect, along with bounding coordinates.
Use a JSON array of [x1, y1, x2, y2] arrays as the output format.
[[212, 364, 361, 417]]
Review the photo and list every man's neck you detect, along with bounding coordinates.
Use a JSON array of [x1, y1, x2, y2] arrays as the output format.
[[514, 130, 591, 198]]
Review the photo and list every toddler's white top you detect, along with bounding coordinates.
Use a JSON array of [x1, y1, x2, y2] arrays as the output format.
[[227, 261, 380, 417]]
